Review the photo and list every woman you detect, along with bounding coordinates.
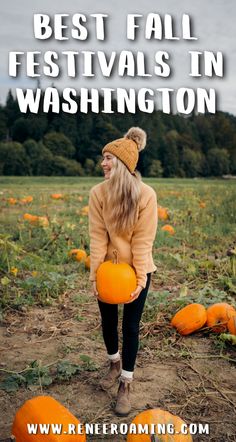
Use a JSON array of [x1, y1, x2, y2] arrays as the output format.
[[88, 127, 158, 416]]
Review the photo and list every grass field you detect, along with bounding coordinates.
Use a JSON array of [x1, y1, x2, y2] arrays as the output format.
[[0, 177, 236, 441]]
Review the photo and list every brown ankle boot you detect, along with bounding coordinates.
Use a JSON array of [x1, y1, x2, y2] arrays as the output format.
[[114, 380, 131, 416], [100, 360, 121, 390]]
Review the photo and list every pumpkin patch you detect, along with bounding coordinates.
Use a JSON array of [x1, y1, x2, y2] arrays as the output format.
[[1, 177, 235, 442]]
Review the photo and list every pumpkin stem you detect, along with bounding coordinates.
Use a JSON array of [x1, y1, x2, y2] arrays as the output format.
[[112, 250, 119, 264]]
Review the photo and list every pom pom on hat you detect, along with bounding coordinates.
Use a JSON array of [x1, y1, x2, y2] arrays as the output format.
[[124, 127, 147, 152]]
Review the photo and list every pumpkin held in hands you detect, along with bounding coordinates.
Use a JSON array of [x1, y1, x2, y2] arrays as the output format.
[[12, 395, 86, 442], [127, 408, 193, 441], [96, 251, 137, 304], [171, 303, 207, 335]]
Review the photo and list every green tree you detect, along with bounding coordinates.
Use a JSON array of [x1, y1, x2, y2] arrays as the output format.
[[0, 142, 31, 175], [94, 156, 103, 176], [212, 112, 235, 150], [84, 158, 95, 175], [147, 159, 163, 177], [52, 156, 84, 176], [43, 132, 75, 158], [162, 130, 180, 177], [207, 148, 230, 176], [195, 115, 215, 154], [0, 107, 7, 141], [74, 114, 121, 167], [5, 90, 21, 132], [34, 142, 55, 175], [181, 148, 203, 177], [24, 139, 56, 175], [12, 118, 31, 143], [28, 116, 47, 141]]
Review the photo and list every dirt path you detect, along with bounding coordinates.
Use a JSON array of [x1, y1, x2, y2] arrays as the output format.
[[0, 292, 236, 442]]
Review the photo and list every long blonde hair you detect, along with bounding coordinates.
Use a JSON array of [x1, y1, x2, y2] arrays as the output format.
[[105, 157, 142, 234]]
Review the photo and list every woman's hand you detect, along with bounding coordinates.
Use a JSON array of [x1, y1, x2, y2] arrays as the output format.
[[92, 281, 99, 298], [125, 285, 143, 303]]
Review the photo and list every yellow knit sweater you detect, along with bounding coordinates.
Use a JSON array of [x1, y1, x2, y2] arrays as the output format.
[[88, 181, 158, 288]]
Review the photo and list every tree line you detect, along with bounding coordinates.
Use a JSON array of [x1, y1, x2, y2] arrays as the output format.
[[0, 90, 236, 177]]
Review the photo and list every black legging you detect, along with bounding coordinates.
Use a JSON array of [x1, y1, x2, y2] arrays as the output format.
[[97, 273, 151, 372]]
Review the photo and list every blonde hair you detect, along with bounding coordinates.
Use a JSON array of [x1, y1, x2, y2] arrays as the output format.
[[105, 157, 142, 234]]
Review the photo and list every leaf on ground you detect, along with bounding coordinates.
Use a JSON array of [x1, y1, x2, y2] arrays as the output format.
[[0, 374, 25, 392], [79, 354, 99, 371], [56, 360, 81, 380]]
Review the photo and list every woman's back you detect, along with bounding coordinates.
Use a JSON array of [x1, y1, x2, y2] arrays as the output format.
[[89, 180, 157, 288]]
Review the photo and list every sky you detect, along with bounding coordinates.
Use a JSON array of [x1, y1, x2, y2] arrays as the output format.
[[0, 0, 235, 114]]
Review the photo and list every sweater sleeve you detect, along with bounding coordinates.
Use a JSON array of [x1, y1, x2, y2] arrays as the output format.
[[88, 187, 109, 282], [131, 189, 158, 288]]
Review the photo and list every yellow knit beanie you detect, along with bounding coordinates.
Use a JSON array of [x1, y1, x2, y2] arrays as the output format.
[[102, 127, 147, 173]]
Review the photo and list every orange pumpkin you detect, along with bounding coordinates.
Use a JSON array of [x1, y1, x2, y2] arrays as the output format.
[[127, 409, 193, 442], [50, 193, 64, 199], [96, 251, 136, 304], [37, 216, 49, 227], [161, 225, 175, 235], [206, 303, 236, 333], [157, 207, 169, 221], [68, 249, 87, 262], [20, 196, 33, 204], [12, 395, 86, 442], [68, 248, 82, 258], [23, 213, 48, 227], [75, 249, 87, 262], [81, 205, 89, 216], [8, 197, 17, 205], [171, 303, 207, 336], [23, 213, 39, 224], [199, 201, 206, 208], [227, 313, 236, 335]]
